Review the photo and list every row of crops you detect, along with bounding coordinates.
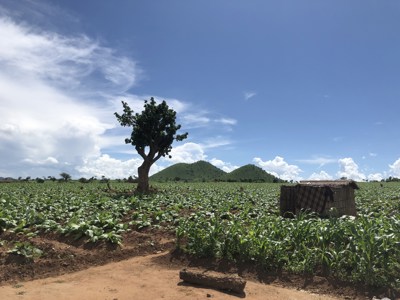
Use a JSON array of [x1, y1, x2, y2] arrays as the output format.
[[0, 181, 399, 290]]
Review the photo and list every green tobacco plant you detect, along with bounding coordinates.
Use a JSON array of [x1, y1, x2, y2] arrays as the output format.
[[8, 242, 43, 260], [0, 181, 399, 291]]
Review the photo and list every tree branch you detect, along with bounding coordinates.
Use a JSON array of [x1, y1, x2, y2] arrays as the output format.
[[153, 152, 163, 163], [136, 146, 147, 160]]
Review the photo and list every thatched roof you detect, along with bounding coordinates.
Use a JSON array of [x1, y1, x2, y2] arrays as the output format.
[[298, 180, 359, 189]]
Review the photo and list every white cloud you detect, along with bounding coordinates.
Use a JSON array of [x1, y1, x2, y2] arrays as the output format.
[[76, 154, 163, 179], [0, 16, 137, 92], [244, 91, 256, 100], [0, 7, 249, 179], [389, 158, 400, 178], [68, 140, 208, 179], [182, 113, 211, 128], [113, 98, 235, 133], [336, 158, 366, 181], [363, 153, 377, 159], [308, 171, 333, 180], [0, 73, 112, 177], [201, 137, 232, 149], [23, 156, 59, 165], [0, 13, 137, 177], [253, 156, 302, 181], [166, 142, 207, 164], [215, 118, 237, 126], [297, 156, 336, 167], [367, 173, 383, 182], [209, 158, 239, 173]]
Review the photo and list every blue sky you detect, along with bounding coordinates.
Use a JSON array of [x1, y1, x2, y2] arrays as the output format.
[[1, 0, 400, 181]]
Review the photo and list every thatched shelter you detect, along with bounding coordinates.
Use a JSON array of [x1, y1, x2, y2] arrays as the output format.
[[280, 180, 358, 217]]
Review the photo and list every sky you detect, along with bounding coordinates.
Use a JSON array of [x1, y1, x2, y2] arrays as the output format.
[[1, 0, 400, 181]]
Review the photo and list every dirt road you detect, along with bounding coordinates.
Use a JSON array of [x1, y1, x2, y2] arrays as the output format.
[[0, 252, 340, 300]]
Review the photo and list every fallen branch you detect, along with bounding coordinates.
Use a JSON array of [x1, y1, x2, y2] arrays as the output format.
[[179, 268, 246, 294]]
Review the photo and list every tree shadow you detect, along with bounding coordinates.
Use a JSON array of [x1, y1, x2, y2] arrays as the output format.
[[177, 281, 246, 298]]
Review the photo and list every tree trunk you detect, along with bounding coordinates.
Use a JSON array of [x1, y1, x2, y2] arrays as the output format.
[[137, 160, 152, 193]]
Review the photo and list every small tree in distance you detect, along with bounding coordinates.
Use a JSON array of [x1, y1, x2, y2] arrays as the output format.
[[59, 172, 71, 182], [115, 97, 188, 193]]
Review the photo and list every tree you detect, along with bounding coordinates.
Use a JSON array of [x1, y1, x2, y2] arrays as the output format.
[[79, 177, 89, 183], [115, 97, 188, 193], [59, 172, 71, 182], [36, 177, 45, 183], [47, 176, 57, 182]]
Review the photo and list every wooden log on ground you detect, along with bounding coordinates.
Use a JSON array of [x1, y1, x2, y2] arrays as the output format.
[[179, 268, 246, 294]]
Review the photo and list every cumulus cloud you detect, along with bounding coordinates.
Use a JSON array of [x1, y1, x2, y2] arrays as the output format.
[[253, 156, 302, 181], [0, 5, 245, 179], [0, 12, 137, 177], [209, 158, 239, 173], [165, 142, 207, 164], [336, 158, 366, 181], [367, 173, 383, 182], [0, 74, 112, 177], [76, 154, 163, 179], [308, 171, 333, 180], [77, 142, 212, 179], [389, 158, 400, 178]]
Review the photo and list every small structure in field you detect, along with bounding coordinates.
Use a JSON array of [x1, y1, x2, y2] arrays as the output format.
[[280, 180, 358, 217]]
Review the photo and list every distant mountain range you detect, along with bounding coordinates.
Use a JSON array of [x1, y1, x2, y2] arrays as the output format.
[[150, 160, 284, 183]]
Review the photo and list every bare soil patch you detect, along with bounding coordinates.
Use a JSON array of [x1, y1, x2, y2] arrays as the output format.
[[0, 228, 174, 283], [1, 251, 342, 300], [0, 229, 397, 299]]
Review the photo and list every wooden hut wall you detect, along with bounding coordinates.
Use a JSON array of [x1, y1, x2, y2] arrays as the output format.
[[280, 185, 296, 217], [280, 183, 357, 217], [324, 186, 357, 216]]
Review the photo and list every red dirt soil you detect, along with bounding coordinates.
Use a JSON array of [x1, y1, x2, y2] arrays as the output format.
[[0, 251, 341, 300], [0, 229, 397, 300]]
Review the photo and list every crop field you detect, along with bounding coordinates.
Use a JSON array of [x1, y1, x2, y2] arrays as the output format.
[[0, 181, 399, 295]]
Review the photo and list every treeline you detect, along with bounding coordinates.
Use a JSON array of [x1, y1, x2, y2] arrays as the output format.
[[2, 174, 399, 183], [170, 177, 285, 183], [384, 176, 400, 182], [0, 173, 138, 184]]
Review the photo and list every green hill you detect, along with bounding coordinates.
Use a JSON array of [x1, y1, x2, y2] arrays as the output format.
[[221, 164, 281, 183], [150, 161, 284, 183], [150, 160, 226, 182]]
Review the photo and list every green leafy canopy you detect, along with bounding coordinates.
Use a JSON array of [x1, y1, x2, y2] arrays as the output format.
[[114, 97, 188, 162]]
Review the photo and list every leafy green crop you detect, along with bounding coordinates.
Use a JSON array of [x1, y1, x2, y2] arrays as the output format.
[[174, 182, 400, 290], [0, 181, 399, 291], [7, 241, 43, 260]]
